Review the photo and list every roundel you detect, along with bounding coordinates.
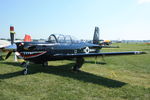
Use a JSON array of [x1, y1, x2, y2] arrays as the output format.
[[84, 47, 90, 54]]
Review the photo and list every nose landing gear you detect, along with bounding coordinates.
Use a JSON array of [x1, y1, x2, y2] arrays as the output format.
[[21, 61, 30, 75]]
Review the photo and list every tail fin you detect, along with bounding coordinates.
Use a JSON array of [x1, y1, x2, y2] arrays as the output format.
[[93, 26, 99, 44], [24, 34, 32, 42]]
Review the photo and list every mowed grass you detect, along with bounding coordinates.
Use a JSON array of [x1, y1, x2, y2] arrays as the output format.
[[0, 43, 150, 100]]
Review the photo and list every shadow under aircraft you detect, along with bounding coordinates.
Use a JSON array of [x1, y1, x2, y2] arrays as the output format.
[[0, 62, 127, 88], [1, 26, 146, 75]]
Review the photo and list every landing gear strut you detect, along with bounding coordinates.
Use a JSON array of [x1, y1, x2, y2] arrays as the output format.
[[42, 61, 48, 67], [73, 57, 84, 72], [21, 61, 30, 75], [0, 56, 3, 60], [0, 50, 3, 60]]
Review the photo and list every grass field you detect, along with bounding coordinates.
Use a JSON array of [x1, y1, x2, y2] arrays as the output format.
[[0, 43, 150, 100]]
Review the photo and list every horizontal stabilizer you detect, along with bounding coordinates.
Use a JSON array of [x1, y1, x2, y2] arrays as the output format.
[[102, 45, 119, 48]]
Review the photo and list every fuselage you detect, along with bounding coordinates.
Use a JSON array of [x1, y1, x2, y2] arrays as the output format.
[[16, 41, 101, 63]]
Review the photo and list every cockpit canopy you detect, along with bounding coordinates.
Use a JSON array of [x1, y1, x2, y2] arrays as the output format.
[[48, 34, 75, 43]]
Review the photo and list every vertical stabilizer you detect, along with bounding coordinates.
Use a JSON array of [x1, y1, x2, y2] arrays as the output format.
[[93, 27, 99, 44], [24, 34, 32, 42]]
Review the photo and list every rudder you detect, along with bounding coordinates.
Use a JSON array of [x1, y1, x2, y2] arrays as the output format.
[[93, 27, 99, 44]]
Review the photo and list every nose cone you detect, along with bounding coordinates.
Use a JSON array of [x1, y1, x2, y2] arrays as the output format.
[[4, 44, 17, 51]]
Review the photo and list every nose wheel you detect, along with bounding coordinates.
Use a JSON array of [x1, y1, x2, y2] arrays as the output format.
[[21, 61, 29, 75], [42, 61, 48, 67], [23, 69, 28, 75]]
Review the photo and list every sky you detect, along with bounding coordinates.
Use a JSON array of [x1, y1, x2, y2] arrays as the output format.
[[0, 0, 150, 40]]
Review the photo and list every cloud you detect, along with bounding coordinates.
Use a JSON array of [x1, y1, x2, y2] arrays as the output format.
[[138, 0, 150, 4]]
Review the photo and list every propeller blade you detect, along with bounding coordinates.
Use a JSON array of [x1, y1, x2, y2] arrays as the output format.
[[5, 51, 12, 60], [10, 26, 15, 45]]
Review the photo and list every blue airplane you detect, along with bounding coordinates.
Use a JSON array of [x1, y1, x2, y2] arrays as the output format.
[[3, 26, 146, 75]]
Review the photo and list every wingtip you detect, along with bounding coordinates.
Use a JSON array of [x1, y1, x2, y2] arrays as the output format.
[[135, 51, 147, 54]]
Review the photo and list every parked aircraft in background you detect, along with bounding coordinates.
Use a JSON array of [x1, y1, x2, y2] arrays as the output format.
[[0, 40, 10, 48], [99, 40, 112, 45], [0, 40, 11, 60], [24, 34, 32, 42]]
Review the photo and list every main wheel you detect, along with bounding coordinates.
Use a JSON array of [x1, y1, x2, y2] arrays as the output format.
[[72, 58, 84, 72]]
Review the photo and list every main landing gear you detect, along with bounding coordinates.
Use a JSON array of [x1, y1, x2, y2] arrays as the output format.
[[72, 57, 84, 72], [20, 59, 83, 75]]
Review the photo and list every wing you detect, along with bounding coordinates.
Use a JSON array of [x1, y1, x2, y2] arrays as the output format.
[[54, 51, 146, 58]]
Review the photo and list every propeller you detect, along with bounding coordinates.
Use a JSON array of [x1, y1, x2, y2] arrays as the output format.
[[10, 26, 15, 45], [4, 26, 17, 60], [5, 51, 12, 60]]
